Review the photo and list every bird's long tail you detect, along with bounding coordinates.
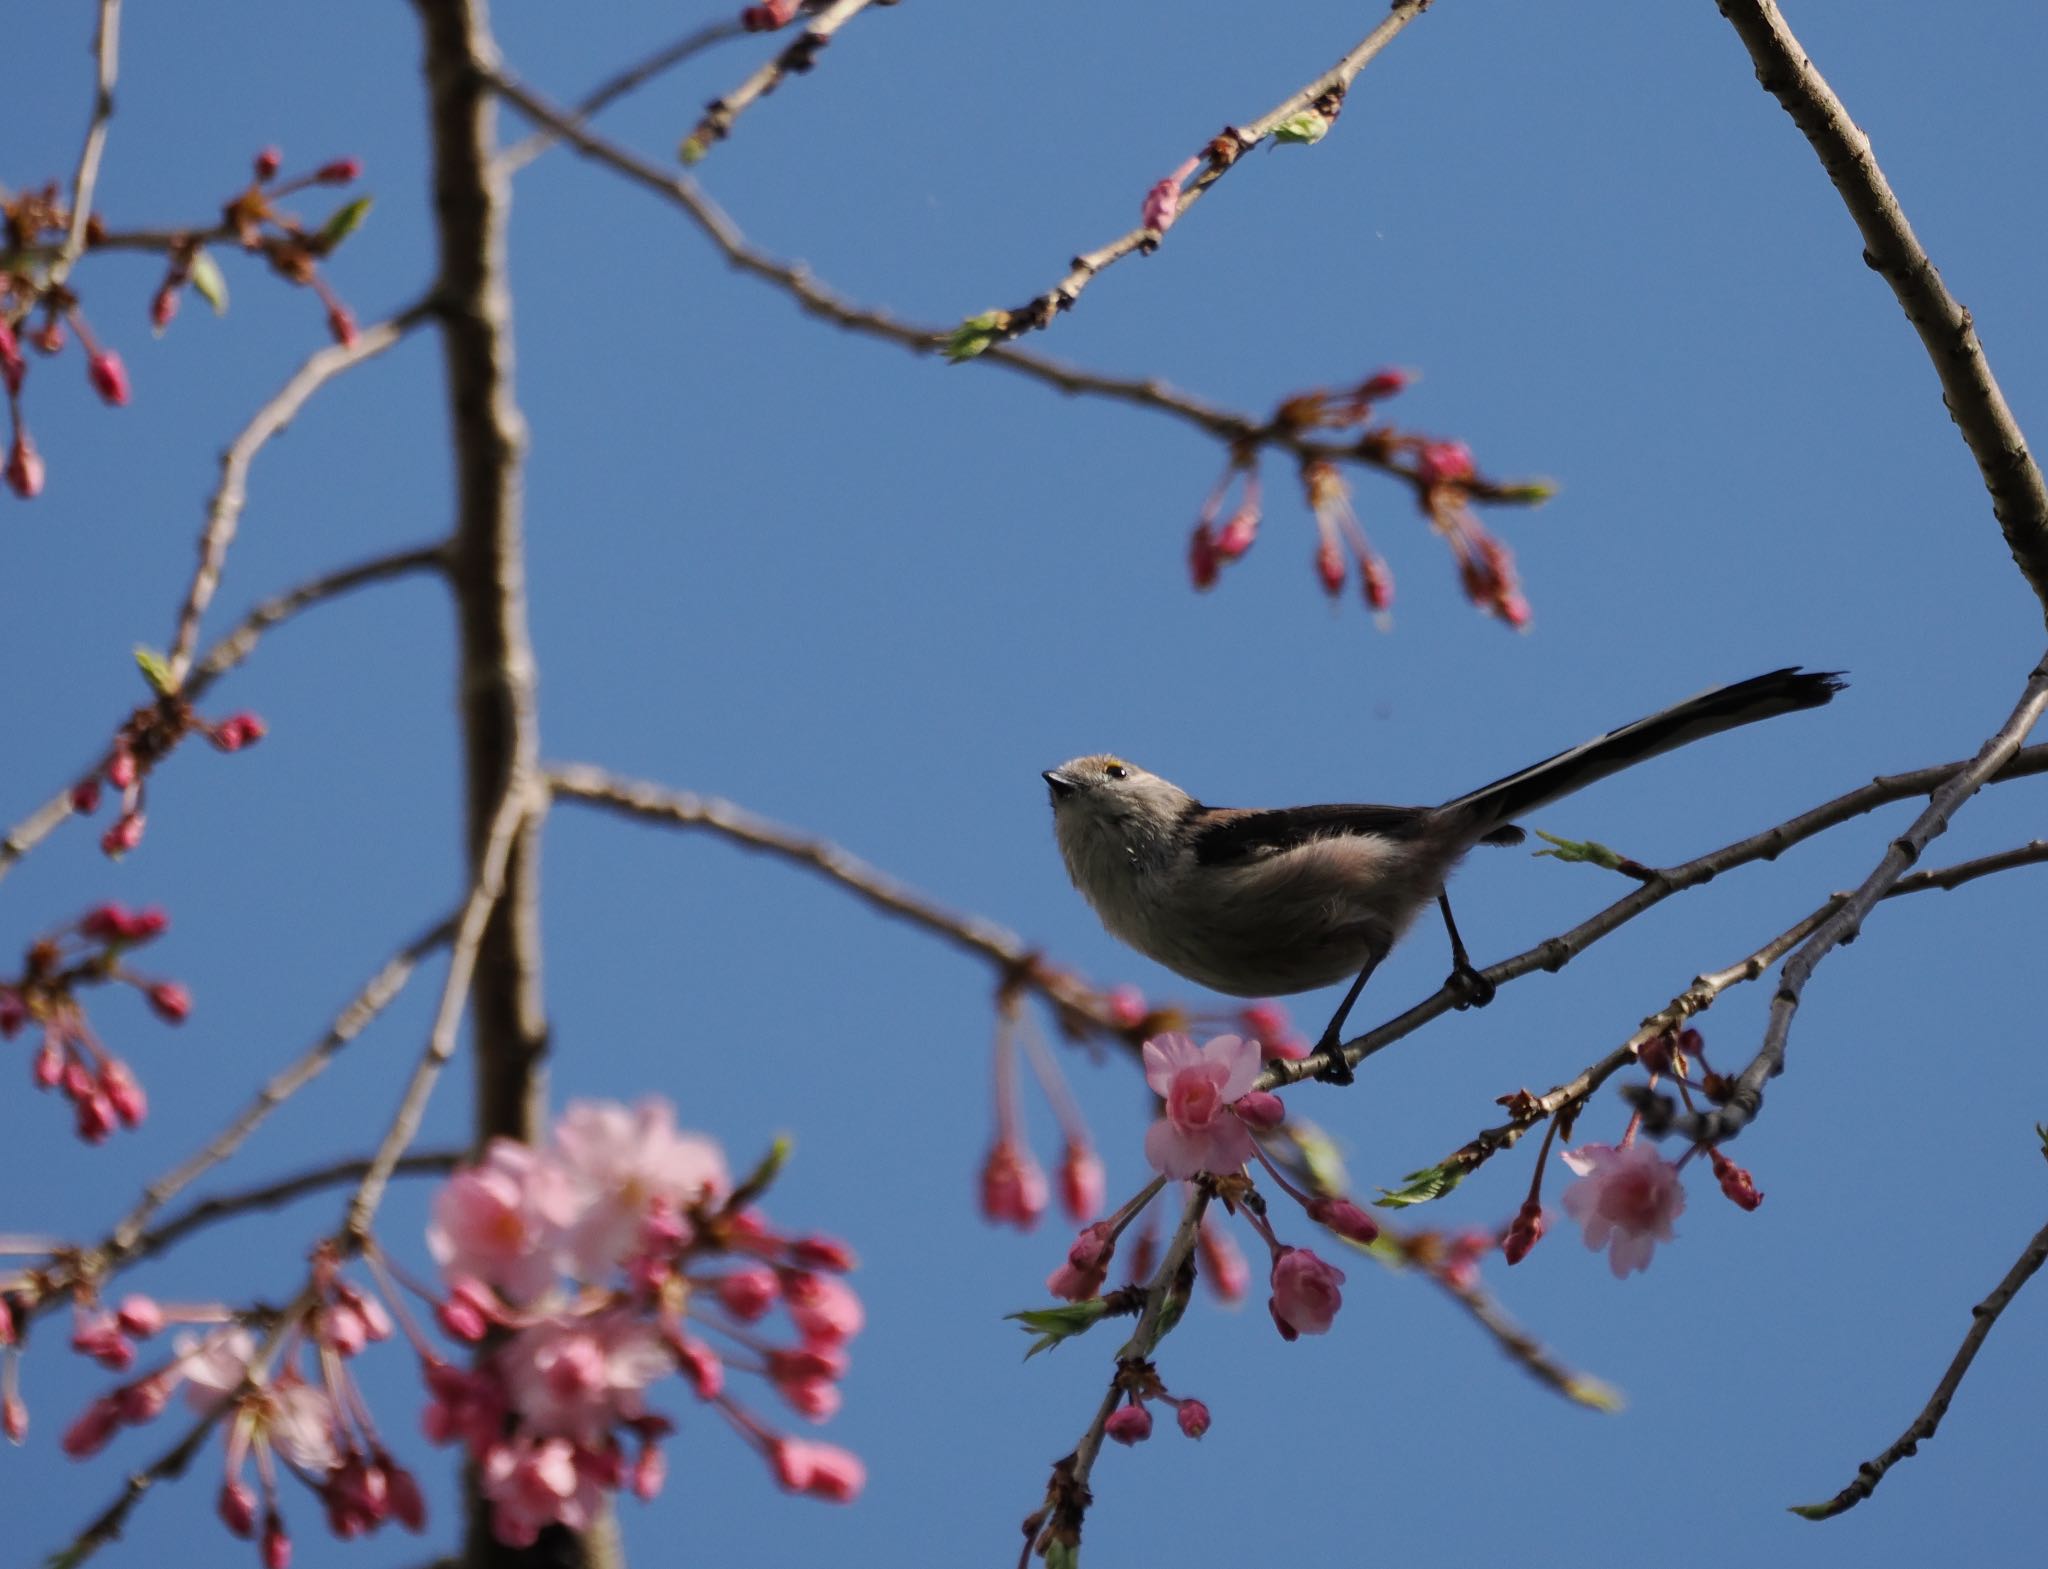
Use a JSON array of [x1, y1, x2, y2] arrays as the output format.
[[1440, 667, 1844, 833]]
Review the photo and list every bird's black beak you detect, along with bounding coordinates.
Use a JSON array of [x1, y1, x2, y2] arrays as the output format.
[[1042, 769, 1076, 802]]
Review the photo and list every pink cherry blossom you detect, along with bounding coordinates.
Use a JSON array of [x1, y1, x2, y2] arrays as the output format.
[[552, 1098, 728, 1278], [1268, 1246, 1346, 1339], [427, 1139, 579, 1303], [1558, 1141, 1686, 1277], [500, 1312, 672, 1447], [1141, 1033, 1261, 1178], [783, 1270, 864, 1345]]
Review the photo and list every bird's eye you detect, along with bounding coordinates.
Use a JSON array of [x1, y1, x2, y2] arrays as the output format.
[[1104, 763, 1128, 781]]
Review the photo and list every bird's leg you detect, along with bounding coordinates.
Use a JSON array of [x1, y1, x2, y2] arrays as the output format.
[[1312, 949, 1385, 1086], [1437, 891, 1495, 1009]]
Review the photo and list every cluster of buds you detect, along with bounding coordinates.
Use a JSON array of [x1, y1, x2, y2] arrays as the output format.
[[70, 653, 265, 858], [420, 1099, 864, 1545], [1103, 1361, 1212, 1446], [2, 184, 132, 500], [1178, 369, 1552, 626], [215, 147, 370, 348], [978, 1000, 1107, 1232], [1, 902, 189, 1141]]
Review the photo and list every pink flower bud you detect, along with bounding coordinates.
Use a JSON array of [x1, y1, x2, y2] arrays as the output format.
[[33, 1039, 62, 1085], [1268, 1246, 1346, 1340], [101, 813, 145, 857], [126, 906, 169, 940], [1197, 1216, 1249, 1303], [784, 1270, 864, 1344], [1188, 521, 1221, 590], [88, 350, 130, 407], [314, 158, 362, 184], [1232, 1090, 1285, 1130], [61, 1396, 123, 1457], [327, 305, 358, 349], [436, 1277, 495, 1342], [254, 147, 284, 182], [70, 777, 102, 814], [1502, 1197, 1546, 1266], [742, 0, 801, 32], [1107, 985, 1147, 1029], [218, 1479, 258, 1536], [115, 1295, 165, 1338], [151, 285, 180, 332], [1314, 538, 1344, 597], [0, 988, 25, 1039], [1215, 505, 1258, 559], [102, 1060, 147, 1127], [672, 1331, 725, 1400], [1057, 1141, 1105, 1222], [76, 1091, 117, 1143], [3, 1392, 26, 1443], [978, 1139, 1048, 1231], [383, 1457, 426, 1531], [1046, 1260, 1106, 1301], [1105, 1403, 1153, 1445], [1709, 1149, 1764, 1211], [106, 749, 138, 789], [61, 1060, 96, 1101], [1361, 553, 1393, 613], [787, 1235, 856, 1273], [1416, 440, 1475, 485], [147, 981, 192, 1023], [81, 902, 130, 940], [1357, 368, 1409, 401], [714, 1265, 779, 1321], [1176, 1399, 1211, 1439], [1306, 1196, 1380, 1247], [631, 1442, 667, 1501], [32, 319, 65, 355], [0, 320, 23, 394], [262, 1510, 291, 1569], [115, 1374, 171, 1423], [6, 429, 45, 499]]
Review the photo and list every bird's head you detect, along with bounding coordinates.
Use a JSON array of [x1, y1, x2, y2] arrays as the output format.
[[1042, 755, 1192, 867]]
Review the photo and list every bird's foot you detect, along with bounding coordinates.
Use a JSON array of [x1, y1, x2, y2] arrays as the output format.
[[1311, 1030, 1355, 1086], [1446, 963, 1497, 1010]]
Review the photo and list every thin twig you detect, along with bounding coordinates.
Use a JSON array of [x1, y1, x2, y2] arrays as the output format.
[[50, 0, 123, 287], [545, 762, 1116, 1032], [498, 18, 747, 177], [1433, 833, 2048, 1185], [1269, 738, 2048, 1089], [1716, 0, 2048, 620], [682, 0, 887, 163], [185, 541, 452, 699], [1664, 651, 2048, 1144], [55, 1404, 228, 1566], [1025, 1186, 1212, 1566], [1793, 1210, 2048, 1519], [343, 783, 532, 1240], [986, 0, 1434, 344], [163, 295, 439, 685]]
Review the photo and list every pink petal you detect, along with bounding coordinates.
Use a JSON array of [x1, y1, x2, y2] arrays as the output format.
[[1141, 1034, 1203, 1097], [1207, 1034, 1262, 1102]]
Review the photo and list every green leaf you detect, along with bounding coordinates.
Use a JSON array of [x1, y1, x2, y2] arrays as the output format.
[[945, 310, 1008, 363], [1008, 1299, 1109, 1358], [1044, 1541, 1079, 1569], [1271, 110, 1329, 145], [133, 645, 175, 697], [188, 248, 230, 316], [1562, 1374, 1627, 1414], [679, 134, 709, 166], [1373, 1161, 1466, 1209], [314, 195, 374, 252], [726, 1134, 793, 1211], [1532, 829, 1626, 870], [1788, 1502, 1838, 1521], [1496, 481, 1556, 504]]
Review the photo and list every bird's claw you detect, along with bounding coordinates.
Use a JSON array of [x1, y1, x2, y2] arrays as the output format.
[[1311, 1031, 1355, 1086], [1446, 964, 1496, 1009]]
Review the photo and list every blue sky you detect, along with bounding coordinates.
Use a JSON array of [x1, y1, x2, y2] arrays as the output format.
[[5, 3, 2047, 1566]]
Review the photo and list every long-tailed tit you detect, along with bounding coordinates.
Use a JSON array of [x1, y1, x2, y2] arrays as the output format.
[[1044, 667, 1843, 1081]]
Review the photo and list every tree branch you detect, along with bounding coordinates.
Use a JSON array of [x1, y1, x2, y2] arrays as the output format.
[[681, 0, 890, 164], [1270, 738, 2048, 1089], [497, 17, 747, 177], [1715, 0, 2048, 619], [1657, 650, 2048, 1144], [50, 0, 123, 287], [1792, 1209, 2048, 1519], [544, 762, 1120, 1036], [164, 295, 439, 684], [984, 0, 1434, 345]]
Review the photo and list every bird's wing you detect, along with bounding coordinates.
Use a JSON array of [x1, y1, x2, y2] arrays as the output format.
[[1188, 803, 1440, 867]]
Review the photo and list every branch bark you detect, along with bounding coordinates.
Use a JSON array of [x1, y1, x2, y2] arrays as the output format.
[[1716, 0, 2048, 619]]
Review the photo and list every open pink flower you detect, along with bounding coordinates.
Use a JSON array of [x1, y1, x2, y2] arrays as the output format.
[[553, 1098, 728, 1279], [500, 1312, 672, 1448], [1558, 1142, 1685, 1277], [1141, 1033, 1261, 1178], [428, 1139, 580, 1303]]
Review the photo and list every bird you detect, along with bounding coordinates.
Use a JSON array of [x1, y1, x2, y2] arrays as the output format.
[[1043, 667, 1843, 1081]]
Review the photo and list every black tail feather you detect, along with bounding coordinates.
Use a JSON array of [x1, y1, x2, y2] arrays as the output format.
[[1441, 667, 1845, 832]]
